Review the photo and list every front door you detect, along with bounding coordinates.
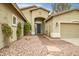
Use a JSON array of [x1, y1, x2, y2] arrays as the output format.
[[37, 24, 41, 33]]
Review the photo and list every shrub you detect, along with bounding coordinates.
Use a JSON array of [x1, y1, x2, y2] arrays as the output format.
[[16, 22, 22, 39], [24, 21, 31, 35], [1, 23, 13, 47]]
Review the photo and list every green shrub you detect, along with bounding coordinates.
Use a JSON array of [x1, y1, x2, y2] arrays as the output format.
[[16, 22, 22, 39], [1, 23, 13, 47], [24, 21, 31, 35]]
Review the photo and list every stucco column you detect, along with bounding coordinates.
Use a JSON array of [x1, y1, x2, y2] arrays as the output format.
[[31, 17, 35, 35], [30, 11, 35, 35], [50, 22, 61, 38], [43, 20, 45, 34]]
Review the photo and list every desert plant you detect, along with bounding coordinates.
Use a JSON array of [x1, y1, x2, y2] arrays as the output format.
[[24, 21, 31, 35], [1, 23, 13, 47], [16, 22, 22, 39]]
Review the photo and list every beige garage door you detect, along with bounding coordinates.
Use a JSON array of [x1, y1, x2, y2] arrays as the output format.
[[61, 23, 79, 38]]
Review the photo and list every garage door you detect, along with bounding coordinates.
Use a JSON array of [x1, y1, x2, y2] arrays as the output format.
[[61, 23, 79, 38]]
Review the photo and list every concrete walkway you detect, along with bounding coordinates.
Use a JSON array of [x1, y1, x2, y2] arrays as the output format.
[[61, 38, 79, 46]]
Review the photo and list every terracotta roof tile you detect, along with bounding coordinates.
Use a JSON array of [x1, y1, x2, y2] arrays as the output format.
[[46, 9, 79, 22]]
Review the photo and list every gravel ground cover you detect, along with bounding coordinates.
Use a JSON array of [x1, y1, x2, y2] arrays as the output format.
[[0, 35, 48, 56], [39, 35, 79, 56], [0, 35, 79, 56]]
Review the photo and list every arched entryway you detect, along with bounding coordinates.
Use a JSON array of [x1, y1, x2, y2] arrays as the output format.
[[34, 17, 45, 34]]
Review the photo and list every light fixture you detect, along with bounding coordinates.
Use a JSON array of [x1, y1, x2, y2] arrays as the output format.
[[56, 22, 58, 27]]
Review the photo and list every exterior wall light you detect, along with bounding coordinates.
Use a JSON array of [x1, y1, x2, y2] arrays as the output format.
[[56, 22, 58, 27]]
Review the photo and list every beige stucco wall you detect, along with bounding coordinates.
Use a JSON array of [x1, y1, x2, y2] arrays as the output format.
[[45, 21, 49, 36], [21, 7, 37, 23], [31, 9, 49, 34], [45, 19, 53, 36], [32, 9, 48, 19], [0, 4, 24, 49], [22, 7, 49, 35], [46, 11, 79, 38]]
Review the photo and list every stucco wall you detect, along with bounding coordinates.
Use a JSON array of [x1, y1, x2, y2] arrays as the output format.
[[45, 19, 52, 36], [21, 7, 37, 23], [45, 21, 49, 35], [32, 9, 48, 19], [0, 4, 24, 49], [31, 9, 49, 34], [48, 11, 79, 38], [22, 7, 49, 35]]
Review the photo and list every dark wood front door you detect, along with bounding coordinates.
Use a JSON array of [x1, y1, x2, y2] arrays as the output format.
[[37, 24, 41, 33]]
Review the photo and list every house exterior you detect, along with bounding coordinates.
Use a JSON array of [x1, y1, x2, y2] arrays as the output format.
[[46, 9, 79, 39], [21, 5, 49, 35], [0, 4, 79, 49], [21, 5, 79, 40], [0, 3, 26, 49]]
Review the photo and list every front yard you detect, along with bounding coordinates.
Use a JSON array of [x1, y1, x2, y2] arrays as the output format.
[[0, 35, 79, 56], [0, 36, 48, 56]]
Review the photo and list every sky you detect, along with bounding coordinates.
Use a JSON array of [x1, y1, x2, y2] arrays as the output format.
[[17, 3, 79, 11]]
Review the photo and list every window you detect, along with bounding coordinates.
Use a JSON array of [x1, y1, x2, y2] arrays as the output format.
[[12, 15, 17, 26]]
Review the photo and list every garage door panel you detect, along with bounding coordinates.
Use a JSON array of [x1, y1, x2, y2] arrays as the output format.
[[61, 23, 79, 38]]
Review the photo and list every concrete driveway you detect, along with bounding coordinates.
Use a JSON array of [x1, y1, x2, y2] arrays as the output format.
[[61, 38, 79, 46]]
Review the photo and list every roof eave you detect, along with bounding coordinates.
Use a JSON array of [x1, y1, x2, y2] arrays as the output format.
[[46, 9, 79, 22], [20, 5, 37, 10], [20, 5, 50, 13], [11, 3, 27, 22], [30, 8, 50, 13]]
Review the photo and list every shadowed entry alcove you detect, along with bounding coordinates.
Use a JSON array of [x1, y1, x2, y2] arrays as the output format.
[[34, 17, 45, 34]]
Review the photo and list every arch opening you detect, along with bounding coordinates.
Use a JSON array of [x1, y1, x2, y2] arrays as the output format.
[[34, 17, 45, 34]]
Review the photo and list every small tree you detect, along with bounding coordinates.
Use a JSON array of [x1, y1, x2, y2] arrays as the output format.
[[16, 22, 22, 39], [52, 3, 71, 12], [24, 21, 31, 35], [1, 23, 13, 47]]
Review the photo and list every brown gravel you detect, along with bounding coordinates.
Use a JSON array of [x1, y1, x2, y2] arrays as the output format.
[[0, 35, 79, 56], [0, 35, 48, 56], [39, 35, 79, 56]]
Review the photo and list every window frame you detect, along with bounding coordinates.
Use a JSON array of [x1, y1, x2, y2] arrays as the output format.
[[12, 15, 17, 26]]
